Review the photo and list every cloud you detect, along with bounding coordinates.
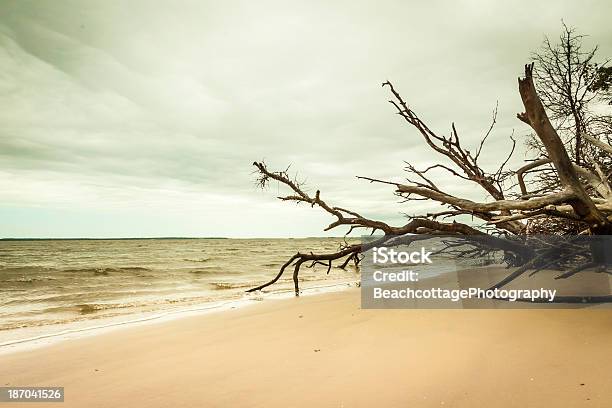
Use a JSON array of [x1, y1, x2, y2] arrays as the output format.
[[0, 0, 611, 237]]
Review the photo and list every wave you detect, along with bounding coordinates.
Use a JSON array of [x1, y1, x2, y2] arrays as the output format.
[[0, 266, 153, 276], [210, 281, 255, 290], [188, 268, 219, 275], [0, 266, 52, 273], [0, 237, 352, 337], [76, 303, 116, 314], [44, 300, 172, 316], [64, 267, 153, 275], [0, 276, 58, 283]]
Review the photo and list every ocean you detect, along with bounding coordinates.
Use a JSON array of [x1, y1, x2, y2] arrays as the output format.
[[0, 238, 359, 348]]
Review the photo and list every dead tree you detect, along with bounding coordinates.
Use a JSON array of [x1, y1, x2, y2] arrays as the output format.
[[524, 24, 612, 233], [531, 23, 602, 165], [248, 63, 612, 298]]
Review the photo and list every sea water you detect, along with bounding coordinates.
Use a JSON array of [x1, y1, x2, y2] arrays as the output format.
[[0, 238, 359, 349]]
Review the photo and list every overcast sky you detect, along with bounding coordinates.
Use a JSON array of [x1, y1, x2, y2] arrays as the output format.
[[1, 0, 611, 238]]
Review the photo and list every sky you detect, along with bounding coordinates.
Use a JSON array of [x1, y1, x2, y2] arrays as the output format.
[[1, 0, 611, 238]]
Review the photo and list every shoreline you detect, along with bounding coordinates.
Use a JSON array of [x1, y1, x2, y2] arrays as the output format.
[[2, 287, 612, 407], [4, 263, 611, 355], [0, 280, 358, 355]]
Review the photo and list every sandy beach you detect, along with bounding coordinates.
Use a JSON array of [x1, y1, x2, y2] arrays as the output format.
[[2, 288, 612, 407]]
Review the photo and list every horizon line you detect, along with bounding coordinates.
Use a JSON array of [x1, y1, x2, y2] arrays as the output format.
[[0, 236, 348, 241]]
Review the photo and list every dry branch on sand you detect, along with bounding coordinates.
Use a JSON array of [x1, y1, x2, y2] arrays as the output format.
[[249, 60, 612, 300]]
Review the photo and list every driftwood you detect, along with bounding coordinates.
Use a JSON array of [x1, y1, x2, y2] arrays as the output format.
[[248, 62, 612, 298]]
